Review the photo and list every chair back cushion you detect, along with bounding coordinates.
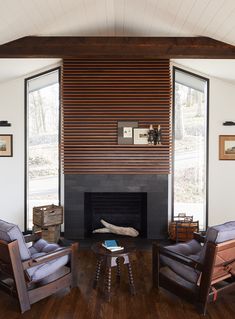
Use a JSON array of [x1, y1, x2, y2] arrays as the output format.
[[0, 219, 31, 261], [200, 221, 235, 262], [205, 221, 235, 243]]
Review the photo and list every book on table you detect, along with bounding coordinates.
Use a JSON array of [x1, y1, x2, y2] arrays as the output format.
[[102, 240, 124, 252]]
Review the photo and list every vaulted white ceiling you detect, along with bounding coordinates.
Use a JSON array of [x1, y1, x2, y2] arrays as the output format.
[[1, 0, 235, 46]]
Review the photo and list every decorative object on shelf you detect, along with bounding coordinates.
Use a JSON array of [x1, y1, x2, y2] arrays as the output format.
[[155, 124, 162, 145], [118, 121, 138, 144], [219, 135, 235, 160], [0, 134, 13, 157], [169, 213, 199, 242], [33, 204, 63, 243], [223, 121, 235, 126], [93, 219, 139, 237], [148, 124, 155, 145], [133, 128, 149, 144], [0, 120, 11, 127]]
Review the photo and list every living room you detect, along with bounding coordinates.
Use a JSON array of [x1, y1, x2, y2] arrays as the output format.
[[1, 1, 235, 318]]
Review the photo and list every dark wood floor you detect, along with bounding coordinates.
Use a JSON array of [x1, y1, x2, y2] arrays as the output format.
[[1, 248, 235, 319]]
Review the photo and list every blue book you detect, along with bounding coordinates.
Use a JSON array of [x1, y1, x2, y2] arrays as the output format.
[[102, 240, 124, 252], [104, 240, 118, 248]]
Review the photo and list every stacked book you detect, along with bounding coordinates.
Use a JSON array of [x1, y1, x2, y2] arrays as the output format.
[[102, 240, 124, 252]]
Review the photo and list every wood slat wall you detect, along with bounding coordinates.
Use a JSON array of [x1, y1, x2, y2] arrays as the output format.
[[62, 59, 171, 174]]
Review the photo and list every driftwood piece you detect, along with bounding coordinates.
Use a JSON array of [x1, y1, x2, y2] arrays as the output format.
[[92, 219, 139, 237]]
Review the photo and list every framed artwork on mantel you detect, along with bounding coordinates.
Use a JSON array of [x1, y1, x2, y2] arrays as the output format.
[[0, 134, 13, 157], [133, 128, 149, 144], [118, 121, 138, 144], [219, 135, 235, 160]]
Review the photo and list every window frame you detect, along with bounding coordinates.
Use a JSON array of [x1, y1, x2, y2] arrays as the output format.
[[171, 66, 209, 230], [24, 67, 61, 232]]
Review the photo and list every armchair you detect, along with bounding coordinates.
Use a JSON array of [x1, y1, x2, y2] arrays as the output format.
[[0, 219, 78, 313], [153, 221, 235, 315]]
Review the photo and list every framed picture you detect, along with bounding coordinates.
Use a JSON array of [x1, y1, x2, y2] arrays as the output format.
[[0, 134, 13, 157], [219, 135, 235, 160], [133, 128, 149, 144], [118, 121, 138, 144]]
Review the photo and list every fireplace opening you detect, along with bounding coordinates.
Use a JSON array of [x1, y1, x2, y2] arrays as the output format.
[[84, 192, 147, 238]]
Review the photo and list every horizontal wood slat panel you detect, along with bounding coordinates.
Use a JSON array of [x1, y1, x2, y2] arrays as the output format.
[[62, 59, 171, 174]]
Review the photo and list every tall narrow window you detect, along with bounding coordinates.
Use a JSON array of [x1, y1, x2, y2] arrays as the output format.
[[173, 68, 208, 229], [26, 69, 60, 230]]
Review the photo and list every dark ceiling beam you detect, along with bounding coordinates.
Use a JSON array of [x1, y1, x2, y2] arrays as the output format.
[[0, 36, 235, 58]]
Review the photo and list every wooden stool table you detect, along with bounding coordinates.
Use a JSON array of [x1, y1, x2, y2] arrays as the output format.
[[91, 241, 136, 301]]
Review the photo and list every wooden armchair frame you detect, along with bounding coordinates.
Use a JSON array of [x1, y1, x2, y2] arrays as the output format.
[[0, 232, 78, 313], [153, 233, 235, 315]]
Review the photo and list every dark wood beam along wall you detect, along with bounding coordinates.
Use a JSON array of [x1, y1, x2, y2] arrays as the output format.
[[62, 58, 171, 174]]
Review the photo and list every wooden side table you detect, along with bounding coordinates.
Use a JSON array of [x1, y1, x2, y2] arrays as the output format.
[[169, 220, 199, 242], [91, 241, 136, 301]]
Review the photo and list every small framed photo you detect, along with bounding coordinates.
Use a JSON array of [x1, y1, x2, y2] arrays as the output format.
[[133, 128, 149, 144], [219, 135, 235, 160], [0, 134, 13, 157], [118, 121, 138, 144]]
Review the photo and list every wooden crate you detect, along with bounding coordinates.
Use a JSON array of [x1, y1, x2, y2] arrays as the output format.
[[33, 225, 61, 243], [33, 204, 63, 227], [169, 220, 199, 242]]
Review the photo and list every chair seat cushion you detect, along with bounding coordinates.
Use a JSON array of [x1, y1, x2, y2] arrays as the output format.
[[160, 239, 202, 284], [27, 239, 69, 282], [0, 219, 30, 261]]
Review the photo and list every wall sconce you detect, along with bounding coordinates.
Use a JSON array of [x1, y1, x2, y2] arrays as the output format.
[[223, 121, 235, 126], [0, 120, 11, 127]]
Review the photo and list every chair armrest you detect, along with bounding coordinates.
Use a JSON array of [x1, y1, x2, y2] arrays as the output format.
[[193, 232, 206, 243], [157, 244, 203, 271], [22, 246, 71, 270], [24, 231, 42, 243]]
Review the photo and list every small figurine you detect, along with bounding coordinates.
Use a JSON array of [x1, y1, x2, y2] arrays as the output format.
[[148, 124, 155, 145], [154, 124, 162, 145]]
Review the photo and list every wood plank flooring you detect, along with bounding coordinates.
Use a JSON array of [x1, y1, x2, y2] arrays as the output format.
[[0, 248, 235, 319]]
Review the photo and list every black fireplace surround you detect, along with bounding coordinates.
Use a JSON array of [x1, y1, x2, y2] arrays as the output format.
[[64, 174, 168, 239]]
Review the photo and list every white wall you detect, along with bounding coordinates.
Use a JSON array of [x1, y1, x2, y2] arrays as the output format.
[[209, 78, 235, 225], [0, 77, 25, 230]]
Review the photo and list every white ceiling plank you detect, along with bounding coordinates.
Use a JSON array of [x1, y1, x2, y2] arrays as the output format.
[[162, 0, 185, 34], [178, 0, 211, 35], [1, 1, 235, 45], [122, 0, 151, 36], [192, 0, 226, 36], [205, 0, 235, 39], [171, 0, 197, 36], [105, 0, 115, 36]]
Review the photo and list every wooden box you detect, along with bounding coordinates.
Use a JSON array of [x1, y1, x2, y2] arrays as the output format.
[[33, 204, 63, 227], [169, 220, 199, 242], [33, 225, 61, 243]]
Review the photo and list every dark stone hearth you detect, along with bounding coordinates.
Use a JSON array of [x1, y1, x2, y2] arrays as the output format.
[[64, 174, 168, 240]]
